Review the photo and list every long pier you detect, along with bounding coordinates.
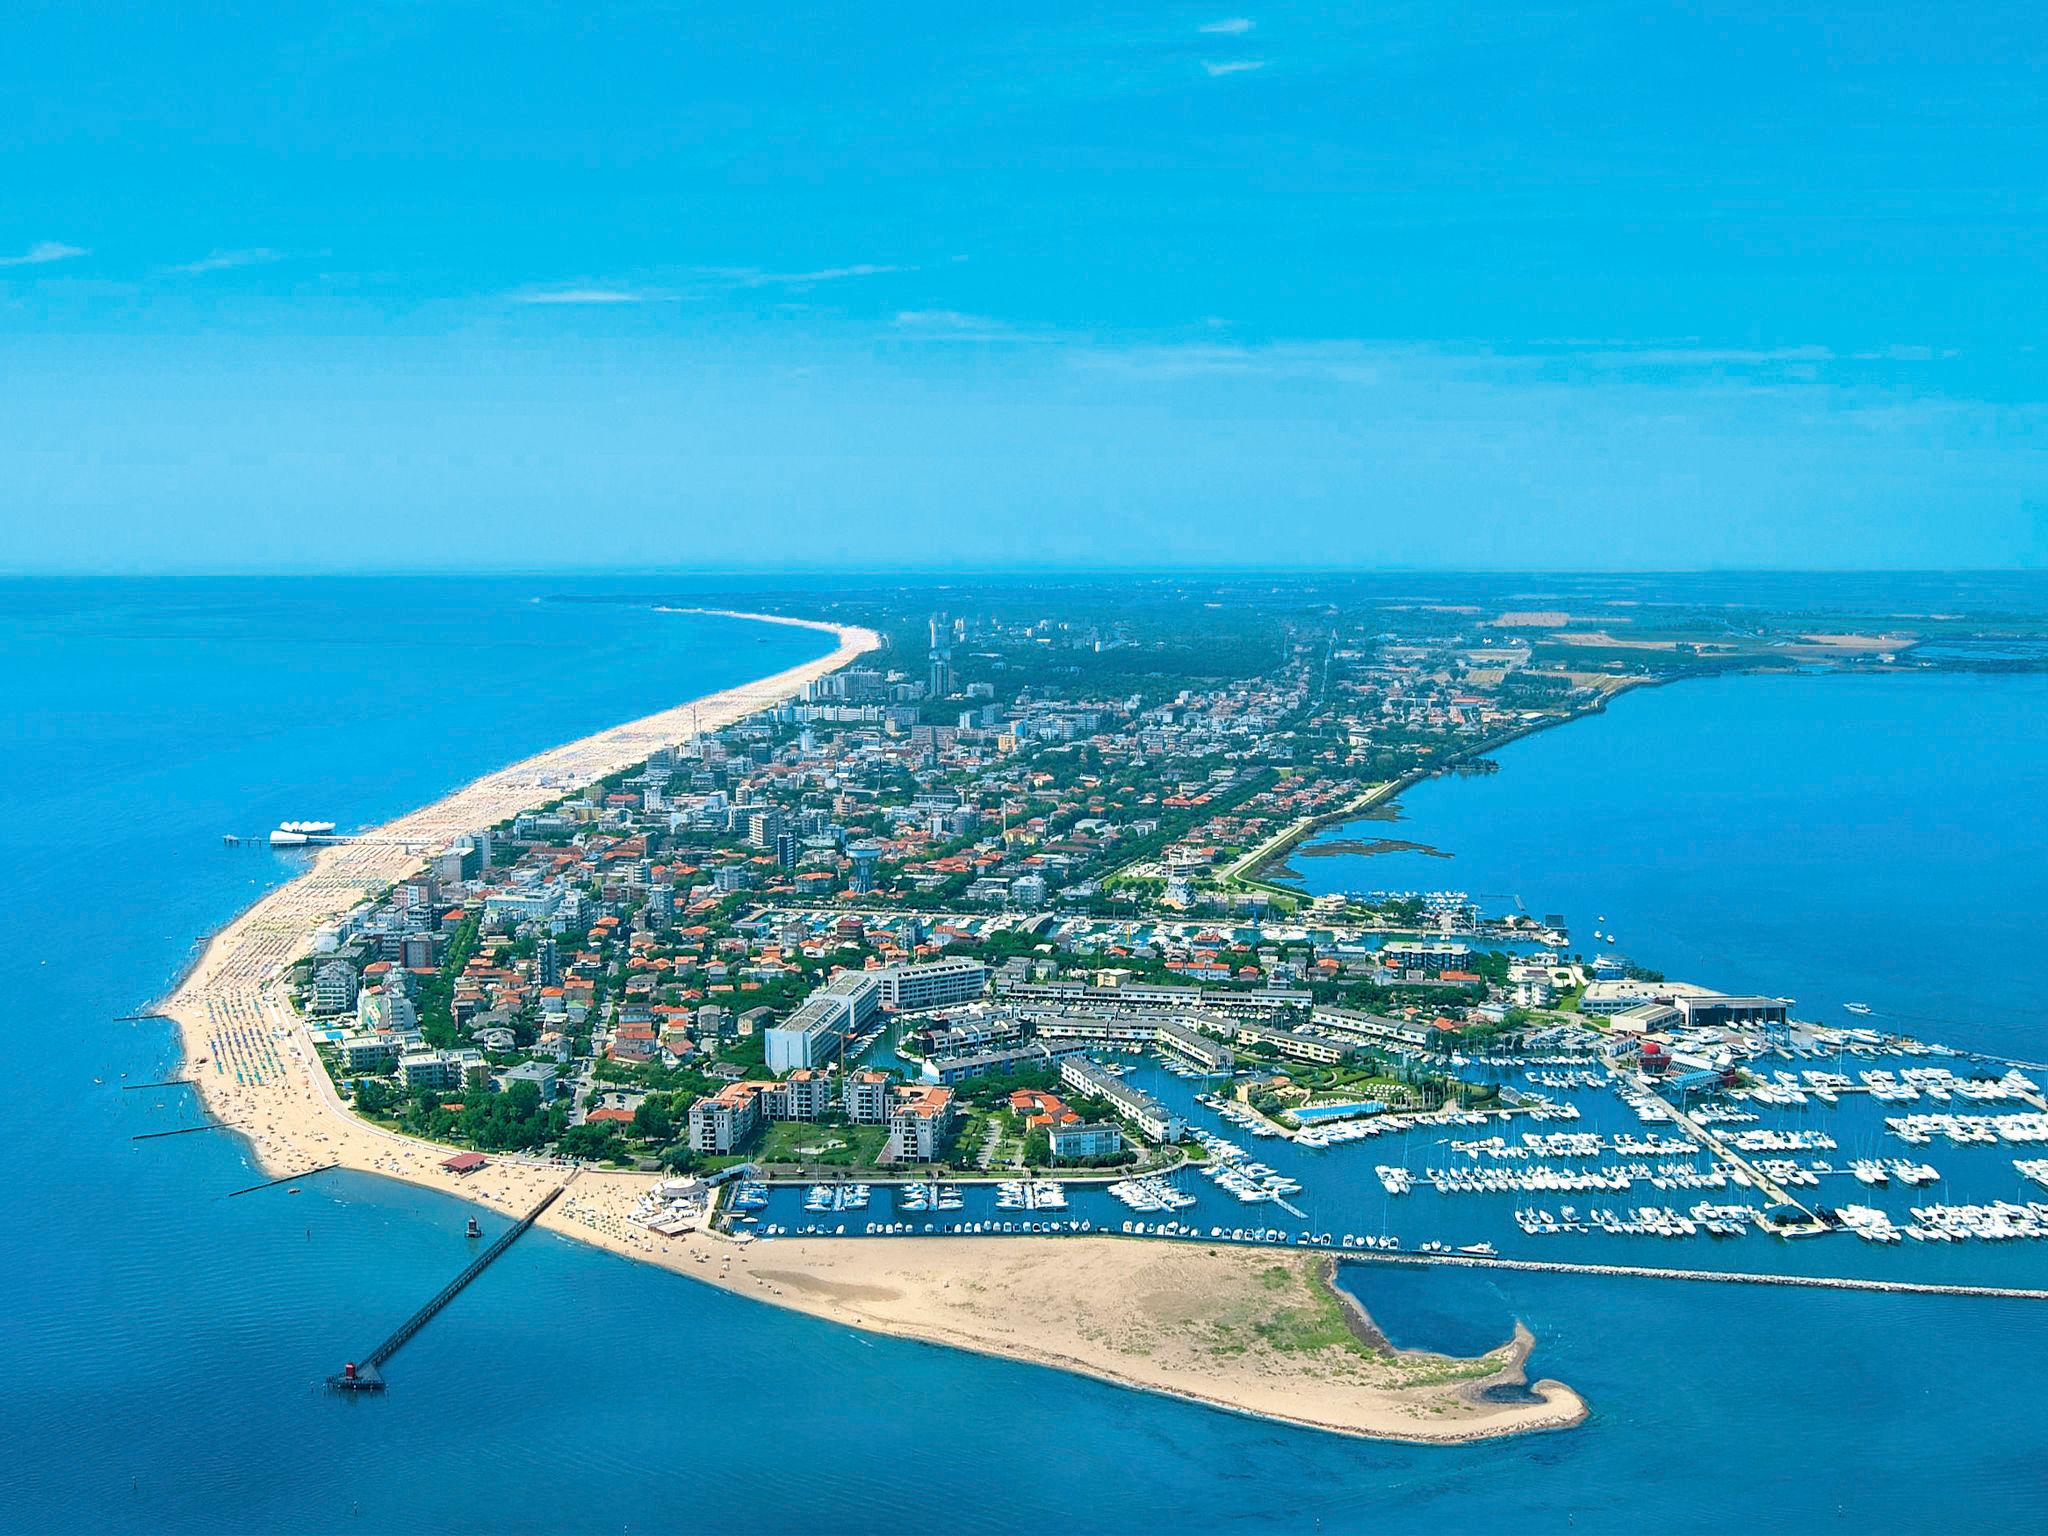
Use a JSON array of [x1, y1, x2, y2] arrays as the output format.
[[1338, 1249, 2048, 1302], [122, 1078, 196, 1092], [328, 1184, 567, 1391]]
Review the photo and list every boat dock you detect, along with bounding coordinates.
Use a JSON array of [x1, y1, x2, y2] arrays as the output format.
[[1656, 1090, 1826, 1231], [1339, 1249, 2048, 1301], [327, 1182, 567, 1392]]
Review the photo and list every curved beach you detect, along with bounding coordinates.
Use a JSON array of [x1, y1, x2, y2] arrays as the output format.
[[158, 607, 1584, 1446], [544, 1197, 1587, 1444]]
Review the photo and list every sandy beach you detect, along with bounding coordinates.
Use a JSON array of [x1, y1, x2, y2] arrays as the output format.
[[160, 607, 882, 1224], [156, 605, 1585, 1446], [550, 1175, 1587, 1444]]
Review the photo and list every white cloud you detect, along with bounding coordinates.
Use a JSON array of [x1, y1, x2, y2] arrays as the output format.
[[171, 247, 284, 275], [1584, 344, 1836, 368], [1073, 340, 1388, 384], [510, 287, 662, 305], [1202, 59, 1266, 76], [508, 263, 906, 308], [730, 262, 910, 287], [892, 309, 1030, 342], [1068, 336, 1988, 405], [1198, 17, 1254, 34], [895, 309, 996, 329], [0, 240, 87, 267]]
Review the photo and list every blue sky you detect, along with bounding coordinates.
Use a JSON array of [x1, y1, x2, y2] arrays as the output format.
[[2, 1, 2043, 571]]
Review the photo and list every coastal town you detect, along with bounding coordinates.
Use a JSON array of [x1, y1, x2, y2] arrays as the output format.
[[26, 6, 2043, 1522], [272, 592, 2048, 1255], [279, 594, 1625, 1179], [158, 590, 2048, 1441]]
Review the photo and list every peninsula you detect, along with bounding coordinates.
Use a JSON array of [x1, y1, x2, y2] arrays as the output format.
[[159, 602, 1583, 1445], [160, 583, 2048, 1445]]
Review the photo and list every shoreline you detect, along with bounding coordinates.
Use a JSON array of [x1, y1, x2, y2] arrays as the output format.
[[544, 1192, 1589, 1446], [1265, 654, 1978, 888], [156, 605, 880, 1219], [1247, 675, 1654, 890], [151, 608, 877, 1008], [152, 604, 1585, 1446]]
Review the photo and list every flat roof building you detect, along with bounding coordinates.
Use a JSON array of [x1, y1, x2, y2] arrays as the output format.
[[312, 960, 359, 1015], [879, 957, 989, 1013], [1048, 1121, 1124, 1161], [1673, 993, 1792, 1029], [398, 1048, 487, 1092], [1059, 1056, 1184, 1144], [1024, 1009, 1236, 1073], [1382, 940, 1471, 975], [1311, 1006, 1431, 1049], [1581, 979, 1663, 1016], [1233, 1021, 1359, 1065], [920, 1040, 1077, 1085], [499, 1060, 560, 1100], [1000, 979, 1311, 1021], [765, 971, 883, 1072]]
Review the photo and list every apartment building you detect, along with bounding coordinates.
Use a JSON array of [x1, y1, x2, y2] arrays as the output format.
[[765, 970, 883, 1072], [879, 957, 990, 1013], [688, 1081, 766, 1154], [886, 1084, 956, 1161]]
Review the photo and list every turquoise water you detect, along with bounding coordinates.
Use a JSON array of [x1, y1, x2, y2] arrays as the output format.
[[1292, 671, 2048, 1058], [4, 580, 2047, 1533]]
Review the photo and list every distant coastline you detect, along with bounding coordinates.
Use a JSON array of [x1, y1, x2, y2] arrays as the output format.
[[1258, 649, 1991, 889], [1246, 674, 1655, 889]]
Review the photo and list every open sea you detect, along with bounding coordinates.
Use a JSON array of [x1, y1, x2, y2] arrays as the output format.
[[3, 577, 2045, 1534]]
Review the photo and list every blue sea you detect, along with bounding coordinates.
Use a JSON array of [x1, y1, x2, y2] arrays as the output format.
[[3, 578, 2046, 1534], [1291, 670, 2048, 1059]]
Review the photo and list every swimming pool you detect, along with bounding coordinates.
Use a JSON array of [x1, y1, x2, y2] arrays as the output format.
[[1290, 1100, 1387, 1124]]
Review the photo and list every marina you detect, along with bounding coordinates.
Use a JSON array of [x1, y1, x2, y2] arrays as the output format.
[[718, 1027, 2048, 1286], [802, 1182, 872, 1214], [898, 1180, 964, 1212], [995, 1179, 1068, 1211]]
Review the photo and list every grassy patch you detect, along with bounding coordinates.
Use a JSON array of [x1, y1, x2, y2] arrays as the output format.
[[754, 1120, 890, 1166], [1201, 1258, 1382, 1360]]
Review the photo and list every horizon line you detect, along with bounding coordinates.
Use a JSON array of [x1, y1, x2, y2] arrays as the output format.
[[5, 563, 2048, 581]]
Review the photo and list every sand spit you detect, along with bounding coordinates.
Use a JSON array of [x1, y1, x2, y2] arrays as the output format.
[[548, 1174, 1586, 1444]]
